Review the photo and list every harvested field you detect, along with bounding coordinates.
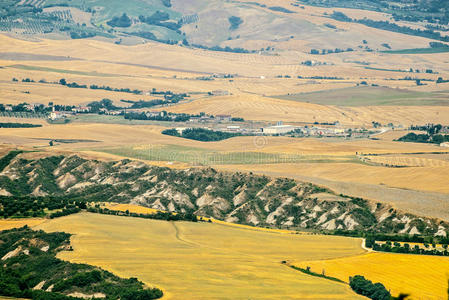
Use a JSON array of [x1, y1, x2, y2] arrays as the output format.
[[364, 155, 449, 167], [274, 86, 449, 106], [160, 94, 449, 126], [293, 252, 449, 300], [36, 212, 366, 300]]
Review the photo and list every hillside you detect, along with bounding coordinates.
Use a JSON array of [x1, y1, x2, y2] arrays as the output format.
[[0, 151, 448, 237], [2, 0, 448, 52]]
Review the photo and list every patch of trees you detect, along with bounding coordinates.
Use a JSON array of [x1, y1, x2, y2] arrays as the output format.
[[437, 77, 449, 83], [429, 42, 449, 49], [0, 227, 163, 299], [87, 99, 120, 113], [139, 11, 181, 31], [87, 206, 200, 223], [57, 79, 143, 94], [328, 228, 449, 246], [161, 0, 171, 7], [121, 99, 165, 109], [192, 43, 255, 54], [107, 13, 132, 28], [268, 6, 294, 13], [69, 31, 95, 39], [330, 11, 449, 42], [349, 275, 391, 300], [229, 16, 243, 30], [0, 195, 86, 219], [397, 132, 449, 144], [90, 84, 142, 94], [162, 128, 242, 141], [125, 111, 191, 122], [0, 123, 42, 128], [49, 207, 81, 219], [368, 240, 449, 256]]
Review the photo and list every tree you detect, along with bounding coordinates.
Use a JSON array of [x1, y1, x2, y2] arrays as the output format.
[[229, 16, 243, 30], [49, 141, 54, 147], [59, 78, 67, 86]]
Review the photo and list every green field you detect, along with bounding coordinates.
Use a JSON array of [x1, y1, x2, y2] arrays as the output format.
[[94, 144, 361, 165], [274, 86, 449, 106], [36, 213, 365, 300]]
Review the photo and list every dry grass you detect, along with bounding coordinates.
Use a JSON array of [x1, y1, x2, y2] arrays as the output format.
[[36, 212, 366, 300], [293, 252, 449, 300]]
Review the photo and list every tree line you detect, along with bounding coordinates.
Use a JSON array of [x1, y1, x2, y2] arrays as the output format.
[[162, 128, 242, 141], [0, 122, 42, 128]]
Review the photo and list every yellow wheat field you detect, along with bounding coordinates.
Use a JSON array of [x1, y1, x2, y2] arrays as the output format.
[[293, 252, 449, 300], [36, 212, 366, 300]]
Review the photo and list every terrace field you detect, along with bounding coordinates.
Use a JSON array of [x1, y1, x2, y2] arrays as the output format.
[[36, 212, 366, 300]]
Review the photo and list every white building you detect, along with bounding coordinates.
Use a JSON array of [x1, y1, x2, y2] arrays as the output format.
[[440, 142, 449, 148], [263, 125, 295, 135]]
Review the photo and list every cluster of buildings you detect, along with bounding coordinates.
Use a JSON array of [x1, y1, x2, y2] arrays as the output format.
[[261, 122, 346, 137], [189, 114, 233, 123]]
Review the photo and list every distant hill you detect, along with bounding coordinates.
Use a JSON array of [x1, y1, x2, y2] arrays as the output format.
[[1, 0, 448, 52]]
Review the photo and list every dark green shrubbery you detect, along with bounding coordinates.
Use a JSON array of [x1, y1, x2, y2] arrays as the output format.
[[162, 128, 242, 141], [349, 275, 391, 300]]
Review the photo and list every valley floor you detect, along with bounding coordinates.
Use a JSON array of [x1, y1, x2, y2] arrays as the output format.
[[36, 213, 364, 300]]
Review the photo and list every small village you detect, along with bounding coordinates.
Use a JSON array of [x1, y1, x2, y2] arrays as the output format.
[[0, 100, 381, 139]]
